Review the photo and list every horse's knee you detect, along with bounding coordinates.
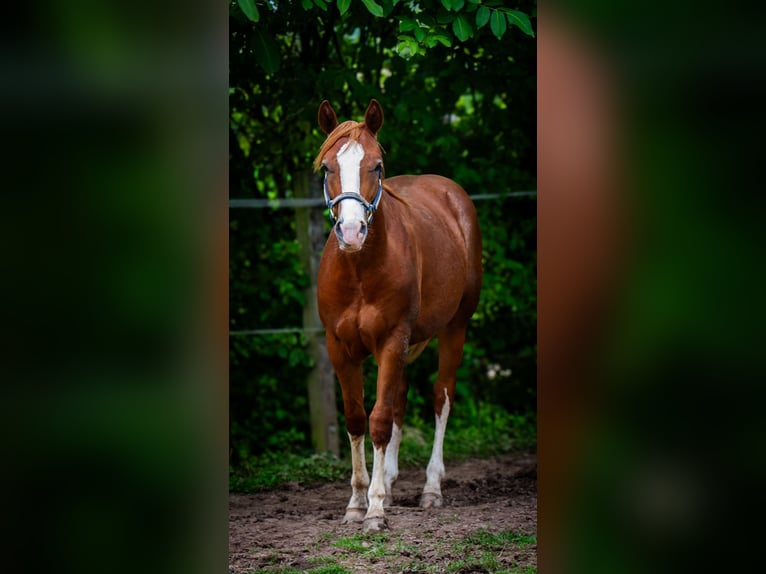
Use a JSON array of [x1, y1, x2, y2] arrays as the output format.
[[344, 407, 366, 437], [368, 406, 393, 447]]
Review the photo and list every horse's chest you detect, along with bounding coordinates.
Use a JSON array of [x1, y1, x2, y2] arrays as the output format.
[[336, 303, 386, 355]]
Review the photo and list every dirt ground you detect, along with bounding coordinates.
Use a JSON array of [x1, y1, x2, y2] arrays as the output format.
[[229, 451, 537, 573]]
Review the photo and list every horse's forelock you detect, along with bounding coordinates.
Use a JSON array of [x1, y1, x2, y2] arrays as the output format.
[[313, 120, 375, 172]]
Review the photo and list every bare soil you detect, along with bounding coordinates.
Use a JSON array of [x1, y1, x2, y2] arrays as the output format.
[[229, 452, 537, 573]]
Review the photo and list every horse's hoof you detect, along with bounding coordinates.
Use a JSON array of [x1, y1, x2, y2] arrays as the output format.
[[420, 492, 443, 509], [341, 508, 366, 524], [383, 494, 393, 507], [362, 516, 389, 532]]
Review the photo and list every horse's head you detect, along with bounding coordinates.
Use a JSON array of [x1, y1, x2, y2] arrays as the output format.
[[315, 99, 385, 252]]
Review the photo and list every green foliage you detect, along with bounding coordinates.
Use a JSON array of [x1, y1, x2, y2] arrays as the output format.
[[230, 451, 348, 492], [237, 0, 260, 23], [230, 0, 536, 472], [360, 0, 385, 18], [230, 402, 535, 492]]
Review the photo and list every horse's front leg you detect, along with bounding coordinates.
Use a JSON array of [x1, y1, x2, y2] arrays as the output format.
[[364, 335, 408, 532], [327, 336, 368, 524]]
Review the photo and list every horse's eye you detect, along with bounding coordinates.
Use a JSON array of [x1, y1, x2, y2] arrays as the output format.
[[373, 163, 383, 173]]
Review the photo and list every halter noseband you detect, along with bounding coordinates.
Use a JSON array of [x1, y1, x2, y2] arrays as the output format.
[[323, 172, 383, 224]]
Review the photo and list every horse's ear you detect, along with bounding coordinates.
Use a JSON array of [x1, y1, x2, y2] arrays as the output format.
[[318, 100, 338, 134], [364, 99, 384, 136]]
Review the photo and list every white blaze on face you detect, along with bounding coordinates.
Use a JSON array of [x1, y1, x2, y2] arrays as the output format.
[[335, 141, 367, 247]]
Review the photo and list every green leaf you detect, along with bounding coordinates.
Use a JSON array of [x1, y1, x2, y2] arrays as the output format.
[[440, 0, 452, 10], [252, 27, 280, 74], [437, 11, 455, 24], [399, 18, 418, 32], [475, 6, 490, 28], [413, 25, 427, 42], [490, 9, 507, 39], [360, 0, 385, 17], [452, 0, 465, 10], [396, 35, 419, 59], [429, 31, 452, 47], [237, 0, 259, 22], [314, 0, 328, 11], [452, 14, 473, 42], [337, 0, 351, 14], [504, 9, 535, 37], [301, 0, 312, 10]]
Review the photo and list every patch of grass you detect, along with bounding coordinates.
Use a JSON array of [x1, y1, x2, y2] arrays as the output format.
[[400, 558, 441, 573], [230, 451, 348, 492], [331, 532, 390, 556], [460, 528, 537, 549], [306, 566, 352, 574], [254, 527, 535, 574], [447, 551, 501, 572], [249, 565, 351, 574], [248, 568, 301, 574], [447, 528, 537, 573], [307, 554, 339, 566]]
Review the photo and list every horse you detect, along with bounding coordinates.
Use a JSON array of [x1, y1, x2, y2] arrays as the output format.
[[314, 99, 483, 532]]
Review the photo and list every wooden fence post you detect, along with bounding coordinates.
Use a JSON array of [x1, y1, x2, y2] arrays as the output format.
[[294, 169, 339, 455]]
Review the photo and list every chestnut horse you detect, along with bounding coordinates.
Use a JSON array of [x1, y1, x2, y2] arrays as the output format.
[[315, 99, 482, 531]]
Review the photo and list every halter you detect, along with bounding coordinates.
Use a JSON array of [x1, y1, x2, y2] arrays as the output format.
[[323, 170, 383, 224]]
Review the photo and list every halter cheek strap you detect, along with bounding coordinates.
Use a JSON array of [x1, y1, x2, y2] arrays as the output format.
[[323, 173, 383, 224]]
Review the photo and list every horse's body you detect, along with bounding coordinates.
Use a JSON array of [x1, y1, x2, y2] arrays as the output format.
[[315, 100, 482, 531]]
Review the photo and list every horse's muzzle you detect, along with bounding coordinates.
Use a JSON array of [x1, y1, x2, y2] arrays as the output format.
[[335, 218, 368, 251]]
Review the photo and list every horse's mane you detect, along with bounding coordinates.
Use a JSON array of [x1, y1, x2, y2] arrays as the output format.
[[313, 120, 408, 207], [382, 182, 408, 206], [313, 120, 368, 172]]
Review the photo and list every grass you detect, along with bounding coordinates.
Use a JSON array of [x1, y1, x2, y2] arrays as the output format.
[[331, 532, 390, 556], [458, 528, 537, 549], [247, 528, 536, 574], [449, 529, 537, 574], [230, 405, 535, 493], [230, 451, 348, 492], [248, 566, 351, 574]]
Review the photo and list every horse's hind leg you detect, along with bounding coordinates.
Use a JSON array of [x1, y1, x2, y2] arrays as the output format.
[[421, 324, 468, 508], [384, 371, 408, 506]]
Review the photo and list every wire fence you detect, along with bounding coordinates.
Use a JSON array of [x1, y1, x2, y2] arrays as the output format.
[[229, 190, 535, 209], [229, 189, 536, 337]]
